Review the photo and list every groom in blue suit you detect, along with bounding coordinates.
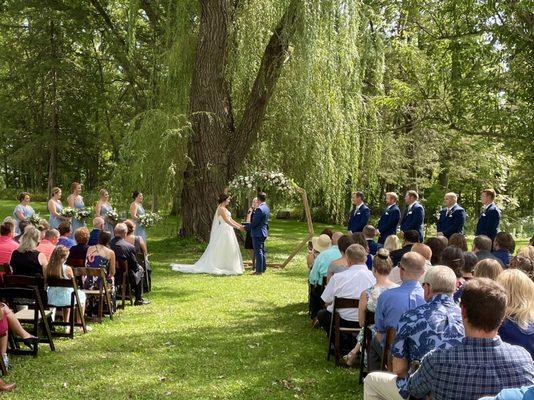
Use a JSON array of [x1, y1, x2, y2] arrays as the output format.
[[348, 191, 370, 233], [436, 192, 467, 239], [249, 191, 270, 275], [400, 190, 425, 242]]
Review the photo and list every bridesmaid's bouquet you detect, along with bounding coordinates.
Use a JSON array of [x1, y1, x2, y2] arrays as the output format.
[[29, 214, 45, 227], [75, 207, 92, 221], [60, 207, 77, 218], [138, 212, 162, 228], [107, 209, 119, 223]]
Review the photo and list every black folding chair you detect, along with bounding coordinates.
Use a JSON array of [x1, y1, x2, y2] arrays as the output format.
[[327, 297, 361, 366], [358, 310, 375, 383], [46, 276, 87, 338]]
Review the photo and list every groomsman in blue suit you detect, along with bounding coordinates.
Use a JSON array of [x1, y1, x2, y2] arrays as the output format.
[[475, 189, 501, 241], [400, 190, 425, 242], [347, 191, 370, 234], [376, 192, 401, 245], [436, 192, 467, 239]]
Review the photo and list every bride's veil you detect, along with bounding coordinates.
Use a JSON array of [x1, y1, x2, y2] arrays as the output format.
[[209, 205, 221, 241]]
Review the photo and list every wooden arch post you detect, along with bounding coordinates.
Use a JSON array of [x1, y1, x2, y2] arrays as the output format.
[[270, 187, 314, 269]]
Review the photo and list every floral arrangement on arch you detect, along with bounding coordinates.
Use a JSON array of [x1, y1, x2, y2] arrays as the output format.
[[229, 171, 296, 195]]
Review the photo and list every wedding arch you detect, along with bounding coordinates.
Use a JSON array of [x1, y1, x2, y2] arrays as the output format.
[[229, 172, 314, 269]]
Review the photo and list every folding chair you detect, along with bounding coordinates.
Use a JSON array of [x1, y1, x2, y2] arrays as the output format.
[[74, 267, 113, 323], [114, 260, 133, 309], [0, 264, 11, 286], [358, 310, 375, 383], [0, 285, 54, 354], [136, 253, 151, 293], [380, 327, 396, 372], [46, 277, 87, 338], [327, 297, 361, 366]]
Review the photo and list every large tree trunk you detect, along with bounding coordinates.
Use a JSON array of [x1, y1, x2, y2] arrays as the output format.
[[181, 0, 300, 240]]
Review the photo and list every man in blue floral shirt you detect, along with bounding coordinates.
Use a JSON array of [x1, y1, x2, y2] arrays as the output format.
[[407, 278, 534, 400], [364, 266, 464, 399]]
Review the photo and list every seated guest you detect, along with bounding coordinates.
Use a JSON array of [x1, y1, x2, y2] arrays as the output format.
[[496, 269, 534, 358], [110, 223, 149, 306], [383, 235, 401, 252], [0, 302, 38, 370], [88, 217, 105, 246], [352, 232, 373, 269], [389, 243, 432, 284], [320, 228, 333, 239], [307, 231, 332, 269], [448, 232, 468, 252], [124, 220, 151, 292], [124, 220, 148, 256], [9, 225, 47, 276], [425, 236, 447, 266], [454, 251, 481, 302], [480, 385, 534, 400], [493, 232, 515, 268], [390, 230, 419, 267], [13, 220, 30, 243], [326, 234, 354, 280], [473, 235, 504, 266], [364, 266, 465, 399], [509, 255, 534, 281], [57, 222, 76, 249], [520, 244, 534, 264], [474, 259, 504, 281], [363, 225, 378, 255], [37, 220, 50, 240], [308, 232, 343, 325], [0, 221, 18, 265], [344, 248, 398, 366], [46, 246, 86, 330], [405, 278, 534, 400], [441, 245, 465, 289], [318, 244, 376, 340], [66, 227, 90, 266], [36, 229, 59, 262], [85, 231, 116, 298], [368, 252, 426, 371]]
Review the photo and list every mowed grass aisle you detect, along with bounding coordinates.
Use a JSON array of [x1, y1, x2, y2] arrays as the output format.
[[0, 201, 360, 399]]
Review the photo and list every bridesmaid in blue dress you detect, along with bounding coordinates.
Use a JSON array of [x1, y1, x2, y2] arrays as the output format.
[[95, 189, 115, 233], [48, 187, 68, 229], [67, 182, 87, 236], [13, 192, 35, 234], [129, 191, 147, 247]]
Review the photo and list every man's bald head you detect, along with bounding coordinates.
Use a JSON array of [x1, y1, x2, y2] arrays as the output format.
[[412, 243, 432, 262], [332, 231, 344, 245], [93, 217, 105, 230], [399, 251, 427, 280]]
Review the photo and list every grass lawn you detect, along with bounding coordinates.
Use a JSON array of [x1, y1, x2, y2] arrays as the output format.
[[0, 199, 529, 399], [0, 200, 360, 399]]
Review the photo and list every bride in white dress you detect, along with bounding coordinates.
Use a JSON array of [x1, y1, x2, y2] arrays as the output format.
[[171, 194, 245, 276]]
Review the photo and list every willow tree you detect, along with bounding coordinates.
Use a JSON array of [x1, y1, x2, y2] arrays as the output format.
[[181, 0, 301, 239]]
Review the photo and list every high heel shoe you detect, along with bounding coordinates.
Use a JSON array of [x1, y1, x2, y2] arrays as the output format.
[[22, 336, 39, 351], [0, 379, 16, 392]]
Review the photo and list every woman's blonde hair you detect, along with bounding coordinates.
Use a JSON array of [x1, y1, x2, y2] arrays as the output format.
[[99, 188, 109, 198], [47, 246, 69, 279], [18, 225, 40, 252], [383, 235, 401, 252], [497, 269, 534, 329]]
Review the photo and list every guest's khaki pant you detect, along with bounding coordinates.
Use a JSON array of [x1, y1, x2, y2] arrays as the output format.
[[363, 372, 404, 400]]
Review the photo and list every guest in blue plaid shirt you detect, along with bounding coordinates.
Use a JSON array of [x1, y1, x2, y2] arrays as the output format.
[[407, 278, 534, 400], [363, 266, 465, 400]]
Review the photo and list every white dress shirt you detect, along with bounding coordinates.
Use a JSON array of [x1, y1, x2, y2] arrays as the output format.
[[321, 264, 376, 322]]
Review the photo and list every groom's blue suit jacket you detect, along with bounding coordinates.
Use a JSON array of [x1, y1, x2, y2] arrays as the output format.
[[249, 203, 270, 238]]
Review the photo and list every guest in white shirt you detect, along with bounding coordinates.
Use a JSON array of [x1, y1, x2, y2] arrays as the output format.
[[318, 244, 377, 334]]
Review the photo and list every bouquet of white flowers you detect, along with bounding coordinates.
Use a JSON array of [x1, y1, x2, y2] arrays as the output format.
[[76, 208, 92, 221], [106, 208, 119, 222], [60, 207, 77, 218], [29, 214, 45, 227], [138, 212, 162, 228]]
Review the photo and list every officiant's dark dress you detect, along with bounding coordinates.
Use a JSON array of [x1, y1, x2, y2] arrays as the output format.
[[244, 212, 254, 250]]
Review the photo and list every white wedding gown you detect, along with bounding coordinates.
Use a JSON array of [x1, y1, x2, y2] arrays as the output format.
[[170, 207, 244, 276]]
